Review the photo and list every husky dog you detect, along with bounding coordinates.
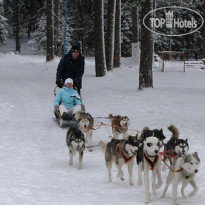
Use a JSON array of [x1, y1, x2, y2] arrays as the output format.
[[137, 127, 166, 204], [66, 127, 85, 169], [161, 152, 200, 205], [162, 125, 189, 171], [108, 113, 130, 139], [75, 111, 94, 152], [99, 135, 139, 186]]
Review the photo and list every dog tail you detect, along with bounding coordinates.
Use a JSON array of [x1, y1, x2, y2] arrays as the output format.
[[142, 126, 149, 133], [167, 124, 179, 140], [99, 141, 107, 152], [139, 126, 149, 141]]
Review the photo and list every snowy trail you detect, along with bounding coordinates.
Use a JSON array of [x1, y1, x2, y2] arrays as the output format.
[[0, 54, 205, 205]]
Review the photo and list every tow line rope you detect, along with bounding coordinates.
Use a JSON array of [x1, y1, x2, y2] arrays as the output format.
[[88, 122, 141, 134], [160, 152, 184, 172]]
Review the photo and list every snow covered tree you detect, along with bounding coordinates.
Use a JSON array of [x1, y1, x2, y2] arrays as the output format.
[[30, 14, 46, 54], [131, 0, 139, 43], [113, 0, 121, 67], [154, 0, 204, 59], [46, 0, 54, 61], [121, 0, 132, 57], [0, 1, 8, 45], [105, 0, 116, 71], [139, 0, 153, 90], [94, 0, 106, 77], [201, 0, 205, 58], [54, 0, 60, 56]]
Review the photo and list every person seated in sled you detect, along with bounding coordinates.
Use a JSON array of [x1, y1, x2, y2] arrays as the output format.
[[55, 44, 85, 96], [54, 78, 85, 120]]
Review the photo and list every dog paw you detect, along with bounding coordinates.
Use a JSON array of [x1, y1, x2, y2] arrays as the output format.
[[145, 199, 151, 204], [155, 183, 162, 189], [160, 194, 165, 198], [129, 181, 134, 186], [69, 161, 73, 166], [78, 166, 82, 170], [189, 192, 195, 197], [138, 179, 142, 186], [89, 148, 93, 152], [120, 177, 125, 181]]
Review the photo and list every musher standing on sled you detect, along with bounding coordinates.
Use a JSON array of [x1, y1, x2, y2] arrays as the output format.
[[55, 45, 85, 96], [54, 78, 85, 120]]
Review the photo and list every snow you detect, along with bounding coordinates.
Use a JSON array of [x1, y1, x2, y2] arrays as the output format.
[[0, 51, 205, 205]]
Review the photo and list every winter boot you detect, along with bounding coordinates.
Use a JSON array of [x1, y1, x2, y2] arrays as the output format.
[[61, 112, 73, 121], [54, 106, 61, 119]]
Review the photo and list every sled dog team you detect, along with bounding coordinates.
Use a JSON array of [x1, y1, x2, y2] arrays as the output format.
[[66, 112, 200, 205]]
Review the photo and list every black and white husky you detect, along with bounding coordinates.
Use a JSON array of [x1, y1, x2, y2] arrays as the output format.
[[137, 127, 166, 204], [75, 111, 94, 152], [162, 125, 189, 171], [161, 152, 200, 205], [99, 135, 139, 186], [66, 127, 85, 169]]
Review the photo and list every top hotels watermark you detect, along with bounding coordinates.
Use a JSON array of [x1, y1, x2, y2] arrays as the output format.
[[143, 6, 204, 36]]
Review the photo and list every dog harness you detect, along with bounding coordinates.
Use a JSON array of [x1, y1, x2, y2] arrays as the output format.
[[143, 151, 159, 171], [119, 143, 134, 163]]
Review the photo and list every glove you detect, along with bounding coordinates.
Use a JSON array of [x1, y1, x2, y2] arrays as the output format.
[[54, 105, 60, 112], [56, 81, 63, 88], [54, 105, 61, 118]]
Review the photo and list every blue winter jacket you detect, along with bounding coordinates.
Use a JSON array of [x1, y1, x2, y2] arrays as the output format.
[[54, 87, 82, 110]]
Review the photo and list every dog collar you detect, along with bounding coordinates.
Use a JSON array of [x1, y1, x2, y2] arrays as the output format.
[[143, 151, 159, 171]]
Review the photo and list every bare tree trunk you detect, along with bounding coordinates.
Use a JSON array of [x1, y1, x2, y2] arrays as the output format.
[[46, 0, 54, 61], [94, 0, 106, 77], [54, 0, 60, 56], [105, 0, 116, 71], [131, 0, 139, 43], [113, 0, 121, 68], [138, 0, 153, 90], [15, 0, 20, 53]]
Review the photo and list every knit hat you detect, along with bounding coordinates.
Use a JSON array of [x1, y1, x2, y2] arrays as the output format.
[[64, 78, 73, 85], [71, 45, 80, 53]]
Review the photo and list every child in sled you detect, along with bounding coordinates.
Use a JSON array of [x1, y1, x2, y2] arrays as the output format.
[[54, 78, 85, 121]]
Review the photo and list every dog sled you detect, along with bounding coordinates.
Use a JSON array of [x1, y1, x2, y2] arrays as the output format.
[[53, 117, 78, 128]]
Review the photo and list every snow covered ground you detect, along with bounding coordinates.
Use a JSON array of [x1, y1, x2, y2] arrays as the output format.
[[0, 52, 205, 205]]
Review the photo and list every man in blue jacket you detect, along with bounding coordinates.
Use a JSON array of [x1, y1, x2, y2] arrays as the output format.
[[56, 45, 85, 96], [54, 78, 85, 120]]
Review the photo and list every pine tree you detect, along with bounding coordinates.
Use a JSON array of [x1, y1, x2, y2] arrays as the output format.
[[121, 0, 132, 57], [0, 1, 8, 45]]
